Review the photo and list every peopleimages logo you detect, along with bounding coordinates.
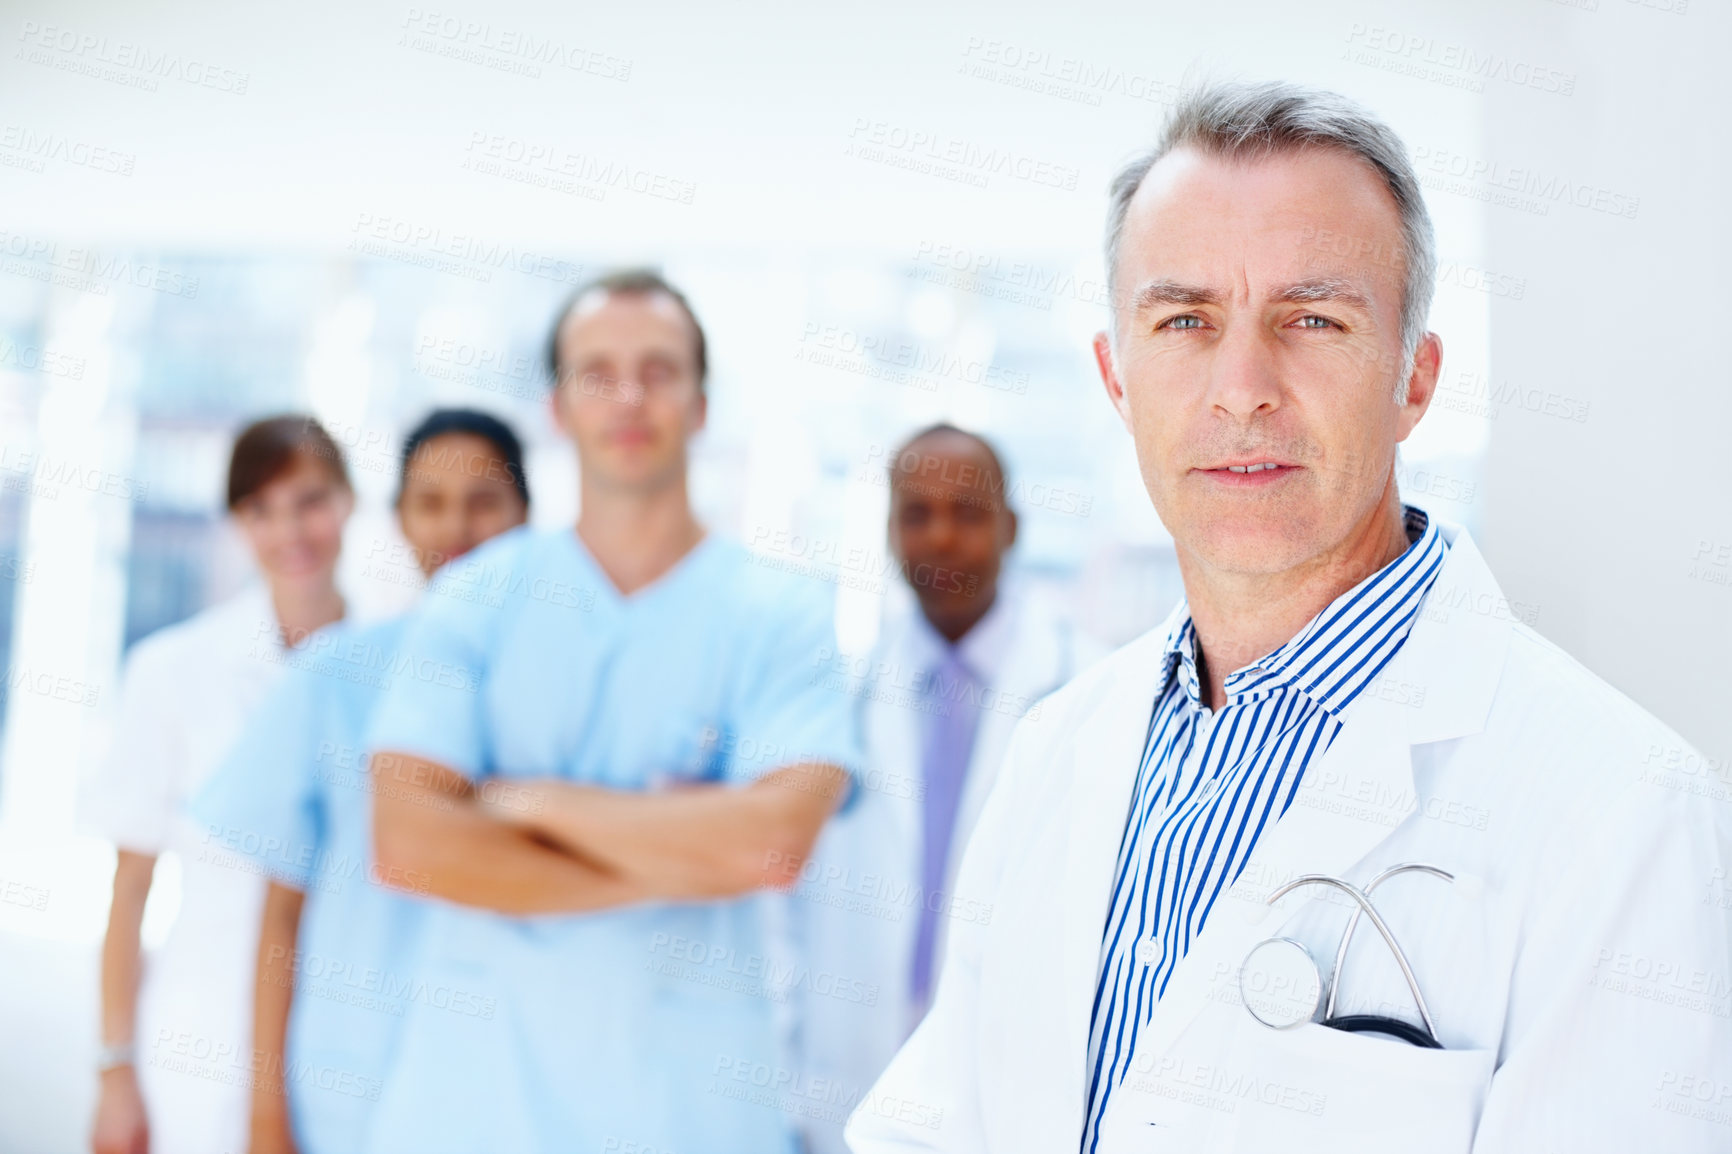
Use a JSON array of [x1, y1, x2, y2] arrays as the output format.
[[1409, 146, 1640, 221], [1342, 23, 1576, 96], [0, 125, 135, 175], [0, 228, 199, 298], [397, 8, 633, 81], [14, 19, 251, 94], [347, 212, 587, 285], [845, 118, 1080, 191]]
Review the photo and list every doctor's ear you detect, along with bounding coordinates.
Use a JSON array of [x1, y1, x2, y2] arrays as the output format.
[[1094, 331, 1133, 431]]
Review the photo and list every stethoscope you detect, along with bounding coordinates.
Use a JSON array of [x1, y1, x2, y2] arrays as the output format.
[[1238, 863, 1453, 1049]]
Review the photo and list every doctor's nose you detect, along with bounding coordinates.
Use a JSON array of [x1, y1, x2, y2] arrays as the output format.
[[608, 376, 644, 407], [1203, 325, 1283, 419], [923, 511, 963, 554]]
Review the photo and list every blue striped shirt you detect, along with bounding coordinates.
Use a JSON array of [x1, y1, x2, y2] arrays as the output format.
[[1080, 505, 1446, 1150]]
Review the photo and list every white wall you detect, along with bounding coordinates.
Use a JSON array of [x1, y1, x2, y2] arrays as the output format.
[[1474, 0, 1731, 758]]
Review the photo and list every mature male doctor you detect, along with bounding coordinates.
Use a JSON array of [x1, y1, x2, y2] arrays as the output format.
[[795, 424, 1101, 1154], [847, 81, 1732, 1154]]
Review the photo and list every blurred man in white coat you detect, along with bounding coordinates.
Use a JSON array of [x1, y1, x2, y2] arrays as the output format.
[[847, 81, 1731, 1154], [794, 425, 1101, 1154]]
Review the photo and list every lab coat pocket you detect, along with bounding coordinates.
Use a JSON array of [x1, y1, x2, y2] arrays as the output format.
[[1225, 1019, 1494, 1154]]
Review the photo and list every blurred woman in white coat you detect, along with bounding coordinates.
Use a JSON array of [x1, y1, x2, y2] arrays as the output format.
[[87, 416, 355, 1154], [793, 425, 1103, 1154]]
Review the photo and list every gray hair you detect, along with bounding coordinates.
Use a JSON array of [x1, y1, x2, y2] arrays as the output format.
[[1106, 81, 1435, 386]]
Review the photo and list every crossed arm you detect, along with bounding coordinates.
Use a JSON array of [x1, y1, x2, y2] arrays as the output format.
[[370, 750, 849, 916]]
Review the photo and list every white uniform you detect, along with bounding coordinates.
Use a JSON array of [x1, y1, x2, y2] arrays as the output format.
[[846, 519, 1732, 1153], [85, 587, 299, 1154], [796, 588, 1104, 1154]]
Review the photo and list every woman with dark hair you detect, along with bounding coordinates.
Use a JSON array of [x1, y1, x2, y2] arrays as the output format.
[[89, 416, 355, 1154], [190, 409, 530, 1154]]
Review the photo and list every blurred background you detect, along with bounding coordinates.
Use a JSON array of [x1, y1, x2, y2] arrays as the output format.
[[1, 0, 1727, 1148]]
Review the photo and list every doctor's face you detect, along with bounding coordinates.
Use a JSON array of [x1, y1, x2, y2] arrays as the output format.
[[231, 452, 353, 592], [888, 431, 1018, 641], [1095, 145, 1441, 577], [550, 290, 706, 495], [397, 432, 528, 578]]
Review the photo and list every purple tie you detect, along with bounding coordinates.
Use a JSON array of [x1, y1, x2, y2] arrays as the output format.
[[910, 647, 985, 1011]]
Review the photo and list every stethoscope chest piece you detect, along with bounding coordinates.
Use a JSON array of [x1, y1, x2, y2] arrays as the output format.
[[1238, 936, 1323, 1029]]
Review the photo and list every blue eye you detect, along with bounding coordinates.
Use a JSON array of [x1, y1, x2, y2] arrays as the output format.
[[1161, 315, 1204, 331], [1294, 315, 1336, 329]]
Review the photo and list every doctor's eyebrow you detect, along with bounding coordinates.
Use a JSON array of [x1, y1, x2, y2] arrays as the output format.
[[1128, 277, 1373, 314], [1273, 277, 1373, 311], [1130, 279, 1224, 311]]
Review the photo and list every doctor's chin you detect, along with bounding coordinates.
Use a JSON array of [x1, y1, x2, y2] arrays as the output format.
[[2, 8, 1727, 1154]]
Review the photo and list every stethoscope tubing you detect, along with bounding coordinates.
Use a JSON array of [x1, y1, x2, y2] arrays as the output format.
[[1264, 867, 1451, 1043], [1324, 863, 1455, 1022]]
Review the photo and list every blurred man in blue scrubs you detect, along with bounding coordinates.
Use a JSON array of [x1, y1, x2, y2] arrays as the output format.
[[363, 270, 861, 1154], [190, 409, 532, 1154]]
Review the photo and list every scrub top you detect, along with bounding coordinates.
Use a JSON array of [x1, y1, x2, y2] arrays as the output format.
[[83, 586, 296, 1154], [362, 525, 863, 1154], [190, 615, 430, 1154]]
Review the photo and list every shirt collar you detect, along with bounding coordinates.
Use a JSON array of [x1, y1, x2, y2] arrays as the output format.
[[1162, 505, 1447, 717], [911, 586, 1017, 685]]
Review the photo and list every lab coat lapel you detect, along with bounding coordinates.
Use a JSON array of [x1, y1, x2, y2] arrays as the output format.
[[932, 599, 1072, 981], [1121, 517, 1511, 1064], [953, 597, 1067, 861], [866, 620, 927, 956], [226, 583, 285, 691], [1056, 612, 1186, 1083], [870, 617, 927, 784]]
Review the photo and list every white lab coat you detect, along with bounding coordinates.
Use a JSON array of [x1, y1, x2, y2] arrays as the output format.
[[84, 586, 301, 1154], [795, 589, 1104, 1154], [846, 518, 1732, 1153]]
